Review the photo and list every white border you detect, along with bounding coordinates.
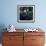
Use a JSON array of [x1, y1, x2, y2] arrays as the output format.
[[17, 5, 35, 23]]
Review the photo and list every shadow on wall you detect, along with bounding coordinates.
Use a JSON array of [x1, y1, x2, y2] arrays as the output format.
[[0, 24, 7, 43]]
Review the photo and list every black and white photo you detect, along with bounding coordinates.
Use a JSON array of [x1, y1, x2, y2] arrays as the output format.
[[17, 5, 35, 23]]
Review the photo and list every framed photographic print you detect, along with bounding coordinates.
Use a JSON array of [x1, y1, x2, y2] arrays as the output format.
[[17, 5, 35, 23]]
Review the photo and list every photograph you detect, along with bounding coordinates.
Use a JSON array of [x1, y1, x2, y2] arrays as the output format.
[[17, 5, 35, 23]]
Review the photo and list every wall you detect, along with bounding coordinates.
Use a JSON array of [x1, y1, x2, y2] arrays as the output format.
[[0, 0, 46, 29], [0, 0, 46, 44]]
